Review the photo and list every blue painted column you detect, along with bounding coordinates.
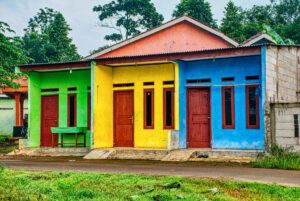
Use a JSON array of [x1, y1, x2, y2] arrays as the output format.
[[260, 46, 267, 150], [176, 60, 188, 149]]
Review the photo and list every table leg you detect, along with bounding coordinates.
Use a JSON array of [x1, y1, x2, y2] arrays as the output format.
[[52, 134, 54, 148], [84, 133, 86, 147], [75, 133, 78, 147], [61, 133, 64, 148]]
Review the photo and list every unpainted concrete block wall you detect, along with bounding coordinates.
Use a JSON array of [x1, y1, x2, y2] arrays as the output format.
[[271, 103, 300, 152], [266, 46, 300, 103]]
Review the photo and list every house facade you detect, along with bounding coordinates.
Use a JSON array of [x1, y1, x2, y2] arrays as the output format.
[[18, 16, 300, 152], [20, 62, 91, 148]]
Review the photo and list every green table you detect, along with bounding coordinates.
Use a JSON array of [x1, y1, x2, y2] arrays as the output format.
[[51, 127, 87, 148]]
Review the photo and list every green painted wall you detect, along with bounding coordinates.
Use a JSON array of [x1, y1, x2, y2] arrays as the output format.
[[28, 69, 91, 147]]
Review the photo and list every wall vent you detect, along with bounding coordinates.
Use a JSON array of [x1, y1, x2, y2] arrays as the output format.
[[186, 79, 211, 84], [41, 88, 59, 92], [222, 77, 235, 82], [163, 81, 174, 85], [143, 82, 154, 86], [246, 75, 259, 80], [113, 83, 134, 87]]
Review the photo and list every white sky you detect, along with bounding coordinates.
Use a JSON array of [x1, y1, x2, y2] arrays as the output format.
[[0, 0, 269, 57]]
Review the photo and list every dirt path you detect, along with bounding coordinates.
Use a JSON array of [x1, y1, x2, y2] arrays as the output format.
[[1, 158, 299, 187]]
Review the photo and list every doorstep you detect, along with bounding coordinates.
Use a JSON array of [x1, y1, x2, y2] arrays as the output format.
[[7, 147, 89, 157]]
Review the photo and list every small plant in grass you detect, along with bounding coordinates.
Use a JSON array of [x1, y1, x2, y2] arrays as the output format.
[[251, 145, 300, 170]]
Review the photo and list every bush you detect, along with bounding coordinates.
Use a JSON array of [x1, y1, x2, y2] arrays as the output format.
[[251, 145, 300, 170]]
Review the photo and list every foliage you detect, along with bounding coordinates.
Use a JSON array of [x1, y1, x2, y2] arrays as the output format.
[[220, 0, 300, 44], [220, 1, 245, 43], [251, 145, 300, 170], [93, 0, 164, 42], [22, 8, 80, 64], [0, 21, 29, 89], [89, 45, 111, 55], [0, 170, 299, 200], [172, 0, 217, 28]]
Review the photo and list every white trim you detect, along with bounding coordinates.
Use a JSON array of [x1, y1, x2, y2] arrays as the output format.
[[34, 67, 90, 72], [182, 53, 261, 61], [241, 34, 276, 46], [84, 16, 239, 60]]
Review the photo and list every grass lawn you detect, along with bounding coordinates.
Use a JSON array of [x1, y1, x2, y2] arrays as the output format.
[[0, 136, 17, 154], [0, 169, 299, 201], [251, 145, 300, 170]]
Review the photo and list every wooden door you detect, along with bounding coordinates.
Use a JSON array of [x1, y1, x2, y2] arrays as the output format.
[[41, 95, 59, 147], [187, 88, 211, 148], [114, 91, 134, 147]]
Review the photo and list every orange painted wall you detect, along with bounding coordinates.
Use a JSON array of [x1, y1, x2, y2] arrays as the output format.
[[99, 22, 233, 58]]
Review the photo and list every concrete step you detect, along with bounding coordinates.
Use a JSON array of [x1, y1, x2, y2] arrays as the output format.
[[8, 148, 89, 157], [107, 149, 169, 160], [84, 149, 115, 159], [161, 149, 195, 162], [191, 149, 262, 159], [38, 148, 89, 156]]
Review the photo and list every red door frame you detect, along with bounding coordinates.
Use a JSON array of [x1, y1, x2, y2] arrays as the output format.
[[40, 95, 59, 147], [113, 90, 134, 147], [186, 87, 212, 148]]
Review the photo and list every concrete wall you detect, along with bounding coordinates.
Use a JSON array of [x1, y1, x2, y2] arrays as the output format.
[[28, 70, 91, 147], [0, 96, 28, 136], [178, 55, 265, 150], [93, 63, 179, 149], [265, 46, 300, 149], [265, 46, 300, 103], [271, 103, 300, 152]]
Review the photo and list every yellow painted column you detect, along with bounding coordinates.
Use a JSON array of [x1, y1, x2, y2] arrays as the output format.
[[93, 65, 113, 148]]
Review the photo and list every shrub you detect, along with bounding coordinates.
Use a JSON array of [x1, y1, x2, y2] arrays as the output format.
[[251, 145, 300, 170]]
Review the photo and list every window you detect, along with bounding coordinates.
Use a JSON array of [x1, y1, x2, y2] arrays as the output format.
[[294, 115, 299, 137], [163, 88, 174, 129], [246, 85, 259, 129], [68, 94, 77, 127], [144, 89, 154, 129], [222, 86, 235, 129], [87, 93, 91, 130]]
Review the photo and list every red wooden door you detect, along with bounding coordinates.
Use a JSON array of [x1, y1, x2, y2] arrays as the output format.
[[187, 88, 211, 148], [114, 91, 134, 147], [41, 95, 59, 147]]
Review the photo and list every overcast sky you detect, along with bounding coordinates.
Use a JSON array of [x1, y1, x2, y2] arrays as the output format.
[[0, 0, 268, 57]]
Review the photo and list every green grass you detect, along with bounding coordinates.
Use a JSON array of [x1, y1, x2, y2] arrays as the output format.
[[0, 136, 17, 154], [251, 145, 300, 170], [0, 169, 299, 201]]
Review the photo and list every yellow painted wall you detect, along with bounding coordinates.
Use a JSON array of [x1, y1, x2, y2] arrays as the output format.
[[94, 62, 178, 149], [93, 65, 113, 148]]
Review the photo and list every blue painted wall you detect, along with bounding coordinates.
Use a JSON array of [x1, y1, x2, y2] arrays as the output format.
[[177, 55, 265, 150]]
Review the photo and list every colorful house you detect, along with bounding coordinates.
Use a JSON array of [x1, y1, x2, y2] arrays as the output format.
[[18, 16, 300, 153], [0, 77, 28, 137], [20, 62, 91, 148]]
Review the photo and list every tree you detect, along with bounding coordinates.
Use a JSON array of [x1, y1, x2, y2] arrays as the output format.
[[172, 0, 217, 28], [93, 0, 164, 42], [220, 1, 245, 43], [242, 5, 276, 40], [0, 21, 29, 89], [22, 8, 80, 64], [272, 0, 300, 44]]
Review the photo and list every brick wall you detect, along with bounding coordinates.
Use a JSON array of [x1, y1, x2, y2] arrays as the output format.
[[270, 103, 300, 152]]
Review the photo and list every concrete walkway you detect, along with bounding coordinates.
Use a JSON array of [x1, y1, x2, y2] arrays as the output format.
[[1, 159, 299, 187]]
